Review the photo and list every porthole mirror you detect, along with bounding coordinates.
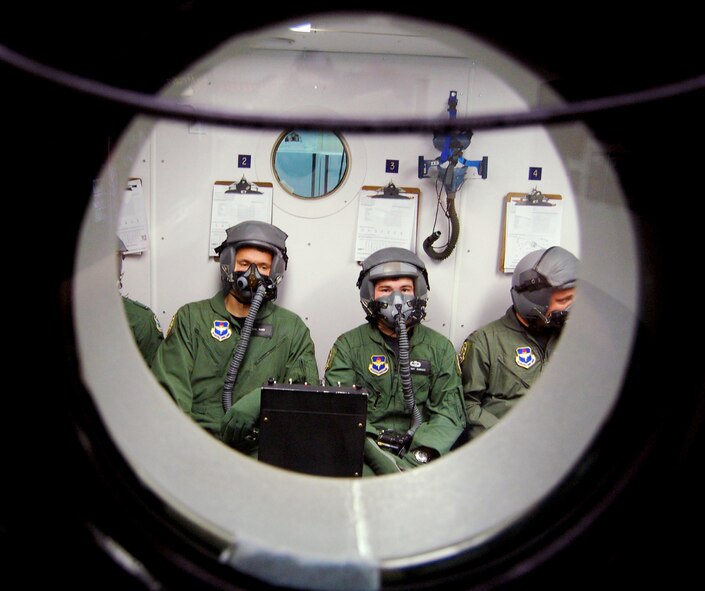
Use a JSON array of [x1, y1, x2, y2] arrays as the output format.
[[272, 129, 349, 198]]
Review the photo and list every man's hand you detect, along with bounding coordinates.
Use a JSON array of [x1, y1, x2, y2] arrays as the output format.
[[220, 390, 261, 451]]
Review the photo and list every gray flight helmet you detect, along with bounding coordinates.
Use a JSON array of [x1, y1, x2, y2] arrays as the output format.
[[357, 247, 429, 325], [215, 220, 289, 291], [511, 246, 579, 324]]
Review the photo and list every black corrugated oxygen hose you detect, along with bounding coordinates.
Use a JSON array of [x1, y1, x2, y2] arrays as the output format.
[[222, 283, 266, 412], [395, 312, 423, 441], [423, 190, 459, 260]]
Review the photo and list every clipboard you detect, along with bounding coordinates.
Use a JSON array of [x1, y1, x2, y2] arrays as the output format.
[[354, 183, 420, 262], [208, 179, 274, 257], [118, 177, 149, 253], [500, 190, 563, 273]]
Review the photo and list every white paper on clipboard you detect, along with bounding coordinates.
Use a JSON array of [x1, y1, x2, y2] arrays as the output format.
[[118, 178, 149, 253], [502, 193, 563, 273], [208, 181, 273, 256], [354, 187, 418, 262]]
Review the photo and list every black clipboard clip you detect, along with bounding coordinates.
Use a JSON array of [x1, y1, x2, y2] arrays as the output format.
[[225, 176, 263, 195], [372, 181, 411, 199], [518, 188, 554, 206]]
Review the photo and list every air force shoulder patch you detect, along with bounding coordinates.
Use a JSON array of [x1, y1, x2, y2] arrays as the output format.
[[515, 346, 536, 369], [211, 320, 232, 341], [368, 354, 389, 376]]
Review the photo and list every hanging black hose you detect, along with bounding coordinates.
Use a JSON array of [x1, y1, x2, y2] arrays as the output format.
[[395, 311, 423, 443], [423, 189, 459, 260], [222, 283, 267, 412]]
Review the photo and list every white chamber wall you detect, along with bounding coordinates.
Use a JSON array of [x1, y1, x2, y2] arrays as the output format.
[[120, 46, 581, 373]]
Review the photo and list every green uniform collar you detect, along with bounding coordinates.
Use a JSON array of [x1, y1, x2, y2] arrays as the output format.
[[207, 291, 276, 321], [501, 306, 528, 333], [502, 305, 560, 355], [363, 320, 426, 348]]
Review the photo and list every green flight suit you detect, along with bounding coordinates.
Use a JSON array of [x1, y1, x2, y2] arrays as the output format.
[[122, 296, 164, 367], [459, 306, 562, 438], [152, 292, 319, 438], [324, 322, 466, 471]]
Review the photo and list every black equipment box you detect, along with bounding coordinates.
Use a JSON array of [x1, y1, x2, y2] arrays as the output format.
[[257, 382, 368, 477]]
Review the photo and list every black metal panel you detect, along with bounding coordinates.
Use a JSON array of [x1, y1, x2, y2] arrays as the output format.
[[258, 383, 368, 477]]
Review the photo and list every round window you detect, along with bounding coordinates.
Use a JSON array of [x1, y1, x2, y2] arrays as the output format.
[[272, 129, 349, 198]]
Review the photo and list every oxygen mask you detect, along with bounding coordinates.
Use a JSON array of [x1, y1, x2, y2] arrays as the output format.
[[528, 307, 570, 334], [374, 291, 424, 330], [232, 264, 277, 303]]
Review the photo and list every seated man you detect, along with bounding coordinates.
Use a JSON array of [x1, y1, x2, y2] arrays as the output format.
[[459, 245, 579, 440], [151, 221, 319, 440], [324, 247, 466, 475]]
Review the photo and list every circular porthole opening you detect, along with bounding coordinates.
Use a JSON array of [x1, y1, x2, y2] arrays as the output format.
[[272, 129, 350, 198], [12, 7, 699, 591]]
